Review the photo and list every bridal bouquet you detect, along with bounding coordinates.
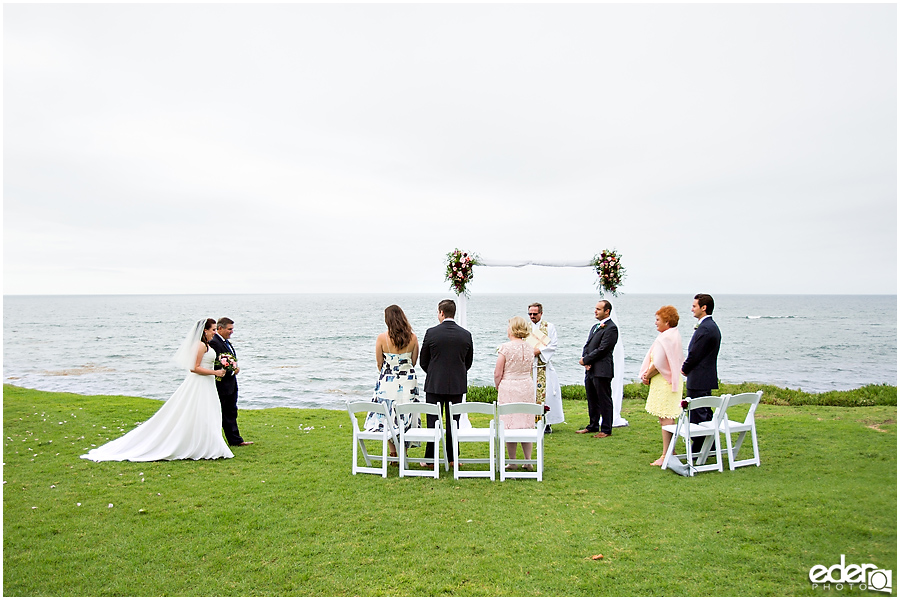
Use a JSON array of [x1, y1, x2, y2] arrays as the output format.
[[445, 249, 480, 297], [215, 353, 238, 381], [590, 249, 626, 296]]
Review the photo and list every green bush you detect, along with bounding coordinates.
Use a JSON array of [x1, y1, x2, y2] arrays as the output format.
[[465, 385, 498, 403], [551, 382, 896, 407], [469, 384, 644, 403], [716, 382, 897, 407]]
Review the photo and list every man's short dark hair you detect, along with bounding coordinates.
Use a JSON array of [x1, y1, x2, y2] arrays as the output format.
[[599, 299, 612, 314], [217, 317, 234, 329], [694, 294, 714, 315], [438, 299, 456, 319], [528, 302, 543, 313]]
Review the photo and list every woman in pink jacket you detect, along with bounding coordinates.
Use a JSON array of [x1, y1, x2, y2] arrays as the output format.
[[639, 305, 685, 466]]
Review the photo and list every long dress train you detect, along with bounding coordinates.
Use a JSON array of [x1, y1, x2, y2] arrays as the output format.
[[81, 344, 234, 462]]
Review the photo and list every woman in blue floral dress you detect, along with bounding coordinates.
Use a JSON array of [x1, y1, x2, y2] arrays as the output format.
[[364, 305, 421, 456]]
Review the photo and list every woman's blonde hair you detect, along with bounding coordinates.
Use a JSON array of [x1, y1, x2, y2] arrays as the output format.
[[508, 316, 531, 339]]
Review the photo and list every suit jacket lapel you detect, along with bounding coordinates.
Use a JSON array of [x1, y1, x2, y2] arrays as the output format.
[[214, 333, 236, 358], [689, 319, 707, 350]]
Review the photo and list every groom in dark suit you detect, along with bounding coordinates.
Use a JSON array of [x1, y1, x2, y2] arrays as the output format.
[[419, 299, 474, 463], [209, 317, 252, 447], [681, 293, 721, 452], [577, 300, 618, 438]]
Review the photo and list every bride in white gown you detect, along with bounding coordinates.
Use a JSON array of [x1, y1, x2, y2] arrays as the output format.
[[81, 319, 235, 462]]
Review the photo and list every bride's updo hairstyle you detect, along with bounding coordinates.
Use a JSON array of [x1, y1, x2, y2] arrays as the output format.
[[508, 316, 531, 339], [384, 305, 413, 350]]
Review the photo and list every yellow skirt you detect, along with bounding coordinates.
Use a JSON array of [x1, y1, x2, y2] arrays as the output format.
[[644, 372, 683, 419]]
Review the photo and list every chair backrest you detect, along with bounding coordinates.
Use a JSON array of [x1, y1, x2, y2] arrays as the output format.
[[496, 402, 544, 426], [724, 391, 763, 423], [685, 395, 727, 413], [450, 402, 496, 417], [347, 400, 388, 428], [395, 402, 441, 421]]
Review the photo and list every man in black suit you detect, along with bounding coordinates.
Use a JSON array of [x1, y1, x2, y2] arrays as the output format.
[[209, 317, 252, 447], [681, 293, 721, 452], [419, 299, 474, 464], [577, 300, 618, 438]]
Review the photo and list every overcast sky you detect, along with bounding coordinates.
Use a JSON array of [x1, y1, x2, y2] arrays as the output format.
[[4, 3, 897, 296]]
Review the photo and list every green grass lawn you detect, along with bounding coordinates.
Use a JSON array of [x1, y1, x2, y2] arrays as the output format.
[[3, 384, 896, 596]]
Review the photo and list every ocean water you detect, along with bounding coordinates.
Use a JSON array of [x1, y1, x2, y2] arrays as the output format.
[[3, 294, 896, 410]]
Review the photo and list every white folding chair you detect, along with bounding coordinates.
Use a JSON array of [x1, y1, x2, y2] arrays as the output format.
[[719, 391, 763, 470], [396, 403, 449, 478], [662, 395, 727, 475], [346, 400, 400, 478], [497, 403, 545, 482], [450, 402, 496, 480]]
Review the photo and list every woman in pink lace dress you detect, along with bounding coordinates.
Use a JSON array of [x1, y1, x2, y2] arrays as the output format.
[[494, 316, 537, 468]]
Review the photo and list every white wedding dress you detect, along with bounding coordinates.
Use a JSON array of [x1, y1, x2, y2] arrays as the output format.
[[81, 344, 234, 462]]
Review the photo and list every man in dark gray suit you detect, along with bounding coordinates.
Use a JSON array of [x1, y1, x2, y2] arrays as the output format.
[[577, 300, 618, 438], [419, 299, 474, 463], [681, 293, 722, 452]]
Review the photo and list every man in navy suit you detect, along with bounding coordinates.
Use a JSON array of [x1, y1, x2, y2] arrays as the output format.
[[681, 293, 721, 452], [577, 300, 618, 438], [209, 317, 252, 447], [419, 299, 474, 463]]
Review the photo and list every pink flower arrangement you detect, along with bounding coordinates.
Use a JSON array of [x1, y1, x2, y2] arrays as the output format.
[[215, 352, 238, 381], [444, 249, 480, 297], [590, 249, 626, 296]]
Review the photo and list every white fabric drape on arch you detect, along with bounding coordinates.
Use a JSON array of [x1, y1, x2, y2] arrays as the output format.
[[455, 257, 628, 428]]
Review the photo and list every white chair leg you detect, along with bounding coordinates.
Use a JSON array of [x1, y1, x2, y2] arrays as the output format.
[[433, 432, 440, 479], [358, 438, 370, 467], [732, 431, 746, 459], [662, 422, 679, 471], [713, 435, 723, 472], [452, 432, 460, 480], [725, 429, 736, 470], [442, 432, 450, 472], [498, 432, 506, 482], [750, 428, 760, 467], [398, 434, 407, 478], [537, 439, 543, 482], [489, 426, 496, 481]]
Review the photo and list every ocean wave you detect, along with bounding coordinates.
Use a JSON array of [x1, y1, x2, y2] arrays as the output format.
[[745, 315, 796, 319], [41, 364, 116, 376]]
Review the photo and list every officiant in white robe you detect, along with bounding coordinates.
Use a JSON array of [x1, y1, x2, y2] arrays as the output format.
[[527, 303, 564, 428]]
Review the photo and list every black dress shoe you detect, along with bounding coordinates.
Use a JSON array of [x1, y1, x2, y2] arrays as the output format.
[[544, 425, 553, 434]]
